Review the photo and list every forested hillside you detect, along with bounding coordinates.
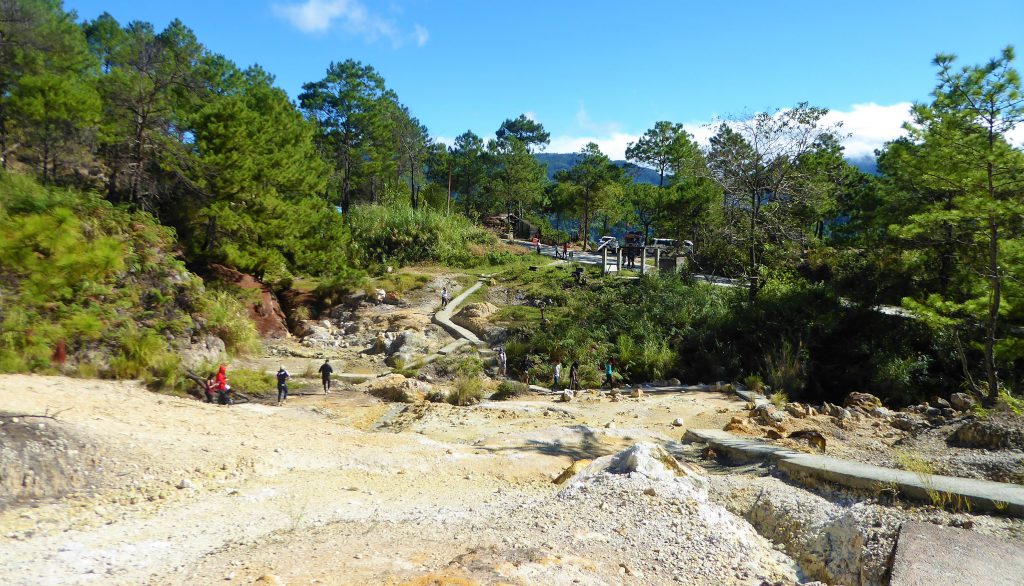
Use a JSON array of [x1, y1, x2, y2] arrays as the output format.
[[1, 0, 1022, 406]]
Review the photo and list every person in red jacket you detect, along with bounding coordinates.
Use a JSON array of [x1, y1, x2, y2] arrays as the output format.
[[215, 365, 229, 404]]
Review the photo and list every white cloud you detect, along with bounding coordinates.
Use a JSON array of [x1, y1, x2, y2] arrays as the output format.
[[548, 132, 639, 161], [413, 23, 429, 47], [272, 0, 428, 47], [547, 102, 915, 162], [824, 102, 912, 159]]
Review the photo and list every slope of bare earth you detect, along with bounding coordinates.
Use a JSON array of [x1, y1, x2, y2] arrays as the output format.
[[0, 374, 805, 586]]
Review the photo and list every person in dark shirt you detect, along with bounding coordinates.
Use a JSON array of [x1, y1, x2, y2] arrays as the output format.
[[276, 367, 290, 405], [318, 359, 334, 394]]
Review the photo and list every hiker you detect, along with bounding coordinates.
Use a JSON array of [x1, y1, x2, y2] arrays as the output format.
[[569, 361, 580, 391], [535, 237, 542, 254], [276, 366, 290, 405], [562, 242, 569, 259], [522, 355, 533, 385], [497, 347, 507, 376], [602, 359, 614, 389], [553, 360, 562, 390], [319, 358, 333, 394], [204, 375, 216, 403], [215, 364, 231, 405], [441, 286, 450, 309]]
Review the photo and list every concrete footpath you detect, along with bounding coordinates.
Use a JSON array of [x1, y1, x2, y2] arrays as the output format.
[[890, 521, 1024, 585], [432, 280, 487, 348], [685, 428, 1024, 517]]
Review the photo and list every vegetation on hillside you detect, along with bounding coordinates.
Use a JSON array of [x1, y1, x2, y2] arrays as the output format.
[[0, 173, 258, 390]]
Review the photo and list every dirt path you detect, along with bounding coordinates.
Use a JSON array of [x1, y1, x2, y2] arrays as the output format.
[[0, 374, 777, 585]]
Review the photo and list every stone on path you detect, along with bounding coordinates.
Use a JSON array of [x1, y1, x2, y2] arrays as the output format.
[[890, 521, 1024, 586]]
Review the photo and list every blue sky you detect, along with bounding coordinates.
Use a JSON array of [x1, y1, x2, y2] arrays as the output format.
[[65, 0, 1024, 159]]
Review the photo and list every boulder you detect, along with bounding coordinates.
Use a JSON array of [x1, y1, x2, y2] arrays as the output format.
[[577, 443, 705, 483], [844, 392, 884, 411], [752, 404, 785, 426], [950, 392, 977, 411], [949, 418, 1024, 450], [891, 416, 916, 432], [365, 374, 431, 403], [560, 390, 574, 403], [385, 330, 432, 367], [452, 302, 499, 338], [931, 396, 952, 410], [177, 335, 226, 369], [785, 403, 808, 418], [671, 417, 685, 427], [667, 378, 682, 386], [630, 387, 644, 399]]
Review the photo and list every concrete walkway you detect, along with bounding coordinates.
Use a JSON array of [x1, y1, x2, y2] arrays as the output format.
[[432, 280, 487, 348], [685, 428, 1024, 517], [890, 521, 1024, 585]]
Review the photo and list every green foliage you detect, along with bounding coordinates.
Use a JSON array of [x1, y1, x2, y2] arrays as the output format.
[[505, 270, 956, 405], [447, 375, 484, 406], [492, 380, 528, 400], [0, 173, 257, 391], [202, 290, 262, 356], [760, 341, 807, 397], [370, 272, 431, 296], [228, 368, 274, 397], [346, 204, 510, 269], [743, 374, 765, 393]]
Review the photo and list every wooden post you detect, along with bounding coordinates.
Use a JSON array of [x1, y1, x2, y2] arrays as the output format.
[[654, 248, 661, 273], [640, 247, 647, 275], [602, 247, 609, 274], [616, 247, 623, 272]]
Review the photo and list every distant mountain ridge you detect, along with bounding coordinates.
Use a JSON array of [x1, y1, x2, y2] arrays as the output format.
[[535, 152, 880, 182], [534, 153, 663, 185]]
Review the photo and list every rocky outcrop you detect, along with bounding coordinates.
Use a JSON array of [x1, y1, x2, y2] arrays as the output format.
[[844, 392, 884, 411], [385, 330, 432, 367], [177, 334, 226, 368], [452, 302, 499, 339], [949, 418, 1024, 450], [364, 374, 431, 403], [714, 476, 902, 586], [574, 442, 706, 484]]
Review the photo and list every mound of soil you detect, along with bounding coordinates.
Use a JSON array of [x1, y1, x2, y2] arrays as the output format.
[[0, 414, 105, 509]]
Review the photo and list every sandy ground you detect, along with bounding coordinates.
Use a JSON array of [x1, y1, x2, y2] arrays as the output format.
[[0, 374, 769, 586]]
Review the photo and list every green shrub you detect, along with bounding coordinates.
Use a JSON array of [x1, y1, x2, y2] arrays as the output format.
[[743, 374, 766, 393], [760, 341, 806, 397], [425, 389, 447, 403], [447, 375, 484, 406], [228, 368, 275, 397], [491, 381, 528, 400], [203, 290, 262, 356]]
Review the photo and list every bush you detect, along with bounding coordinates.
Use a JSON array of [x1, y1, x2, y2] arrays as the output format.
[[229, 368, 275, 397], [760, 341, 806, 397], [203, 290, 262, 356], [743, 374, 765, 393], [491, 380, 528, 400], [447, 375, 484, 406]]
